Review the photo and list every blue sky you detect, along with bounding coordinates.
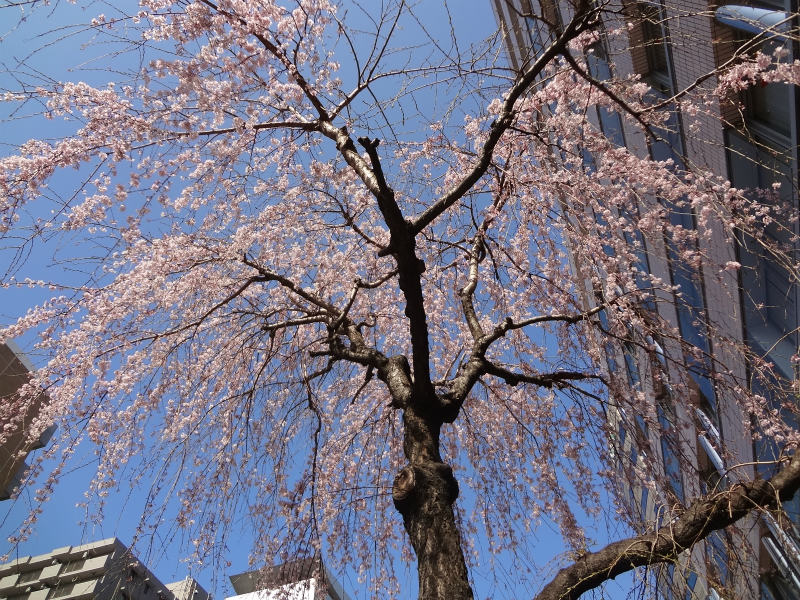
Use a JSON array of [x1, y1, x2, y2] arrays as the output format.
[[0, 2, 637, 599]]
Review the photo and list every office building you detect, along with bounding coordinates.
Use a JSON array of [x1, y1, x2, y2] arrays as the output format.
[[0, 538, 208, 600], [0, 340, 55, 500], [224, 557, 350, 600], [492, 0, 799, 598]]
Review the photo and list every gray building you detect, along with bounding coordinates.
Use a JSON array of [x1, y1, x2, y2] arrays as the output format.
[[0, 538, 208, 600]]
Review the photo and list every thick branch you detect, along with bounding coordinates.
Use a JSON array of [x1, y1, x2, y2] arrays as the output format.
[[481, 363, 599, 388], [261, 314, 327, 332], [317, 121, 388, 208], [476, 306, 605, 355], [535, 454, 800, 600], [328, 278, 363, 334], [328, 136, 434, 404], [357, 137, 408, 250], [459, 234, 488, 342], [191, 121, 317, 136], [198, 4, 439, 405], [241, 257, 412, 404]]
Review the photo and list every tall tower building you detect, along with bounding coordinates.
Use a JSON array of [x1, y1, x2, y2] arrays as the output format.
[[492, 1, 799, 598]]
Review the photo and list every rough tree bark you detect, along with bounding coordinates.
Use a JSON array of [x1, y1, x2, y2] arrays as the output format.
[[393, 407, 474, 600]]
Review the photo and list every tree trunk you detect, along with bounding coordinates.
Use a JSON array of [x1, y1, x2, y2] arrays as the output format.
[[393, 407, 474, 600]]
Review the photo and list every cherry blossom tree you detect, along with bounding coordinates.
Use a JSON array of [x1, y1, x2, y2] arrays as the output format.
[[2, 1, 800, 599]]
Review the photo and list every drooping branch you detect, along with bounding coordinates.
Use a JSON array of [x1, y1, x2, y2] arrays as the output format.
[[198, 0, 397, 216], [457, 173, 513, 343], [199, 0, 446, 408], [241, 256, 339, 314], [328, 278, 363, 334], [560, 50, 654, 136], [534, 454, 800, 600]]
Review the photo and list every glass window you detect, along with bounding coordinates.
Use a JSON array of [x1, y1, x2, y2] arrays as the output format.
[[727, 130, 797, 376], [62, 559, 86, 574], [52, 583, 75, 599], [624, 339, 641, 386], [744, 38, 794, 142], [637, 1, 673, 93], [658, 403, 685, 501], [645, 83, 717, 412], [749, 81, 793, 139], [707, 530, 729, 585], [596, 308, 619, 374], [525, 17, 546, 62], [750, 374, 800, 526], [640, 486, 650, 516], [664, 562, 676, 600], [586, 44, 626, 147], [684, 572, 698, 600], [649, 103, 685, 168]]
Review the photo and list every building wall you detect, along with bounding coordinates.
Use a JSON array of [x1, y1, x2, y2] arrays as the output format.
[[0, 340, 54, 500], [165, 577, 210, 600]]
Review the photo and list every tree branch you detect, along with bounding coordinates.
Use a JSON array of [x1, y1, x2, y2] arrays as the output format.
[[342, 136, 434, 404], [437, 304, 607, 420], [560, 49, 654, 136], [261, 314, 328, 332], [535, 454, 800, 600], [458, 234, 486, 342], [476, 305, 606, 354], [198, 0, 331, 120], [242, 256, 338, 314], [481, 363, 601, 388]]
